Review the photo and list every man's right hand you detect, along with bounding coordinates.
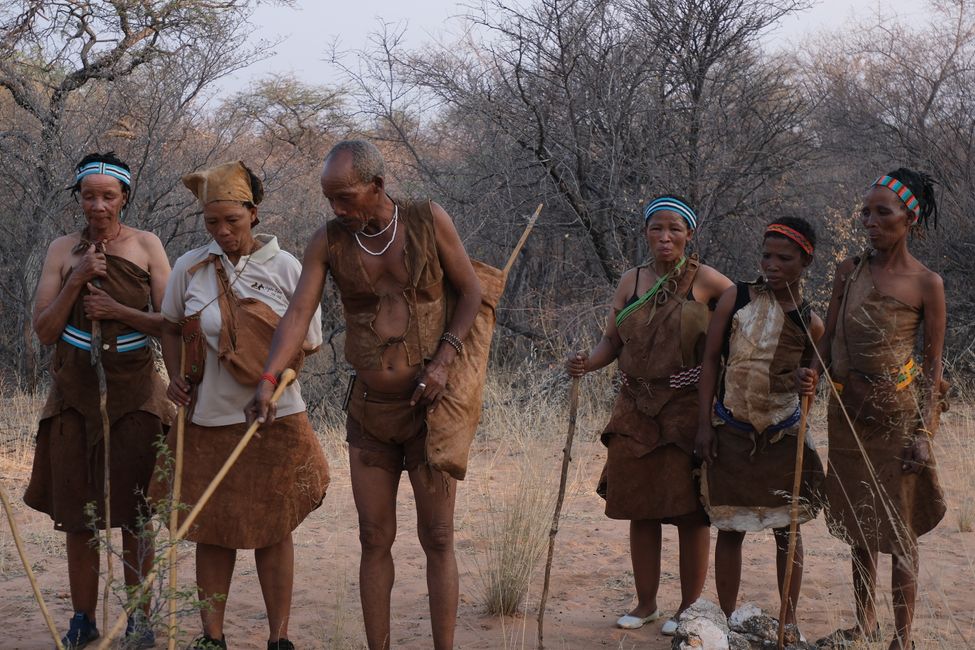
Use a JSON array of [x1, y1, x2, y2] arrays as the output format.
[[245, 379, 277, 427], [566, 351, 589, 378], [166, 377, 192, 407]]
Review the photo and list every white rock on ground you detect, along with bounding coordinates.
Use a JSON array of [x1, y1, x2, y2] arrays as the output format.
[[728, 602, 764, 630], [673, 598, 731, 650], [671, 599, 813, 650]]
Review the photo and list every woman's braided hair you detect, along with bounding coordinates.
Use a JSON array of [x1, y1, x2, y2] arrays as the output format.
[[886, 167, 938, 229]]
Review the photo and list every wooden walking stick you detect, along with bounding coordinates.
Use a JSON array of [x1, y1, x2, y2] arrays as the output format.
[[1, 483, 65, 650], [97, 369, 298, 649], [537, 373, 581, 650], [167, 343, 187, 650], [89, 273, 113, 633], [502, 203, 543, 279], [776, 394, 813, 650]]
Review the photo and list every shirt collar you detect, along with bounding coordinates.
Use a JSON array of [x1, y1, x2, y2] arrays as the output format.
[[207, 233, 279, 267]]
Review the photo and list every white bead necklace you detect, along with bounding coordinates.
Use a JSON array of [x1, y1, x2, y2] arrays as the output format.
[[357, 206, 397, 237], [354, 204, 398, 256]]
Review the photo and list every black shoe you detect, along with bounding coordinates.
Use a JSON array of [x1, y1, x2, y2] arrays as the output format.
[[188, 634, 227, 650], [61, 612, 99, 649], [268, 640, 295, 650]]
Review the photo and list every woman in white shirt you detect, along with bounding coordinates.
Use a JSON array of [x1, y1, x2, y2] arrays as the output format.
[[151, 161, 329, 650]]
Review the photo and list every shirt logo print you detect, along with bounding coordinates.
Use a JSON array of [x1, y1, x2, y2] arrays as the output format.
[[250, 281, 284, 298]]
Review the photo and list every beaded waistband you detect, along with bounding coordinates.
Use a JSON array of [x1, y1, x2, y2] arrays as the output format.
[[60, 324, 148, 353]]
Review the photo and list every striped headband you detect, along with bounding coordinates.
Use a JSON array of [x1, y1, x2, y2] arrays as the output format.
[[76, 162, 131, 187], [874, 175, 919, 221], [765, 224, 813, 255], [643, 197, 698, 230]]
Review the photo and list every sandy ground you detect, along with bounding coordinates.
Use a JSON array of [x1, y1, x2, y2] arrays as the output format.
[[3, 403, 975, 649]]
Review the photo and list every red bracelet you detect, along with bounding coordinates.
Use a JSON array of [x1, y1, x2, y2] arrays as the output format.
[[260, 372, 279, 387]]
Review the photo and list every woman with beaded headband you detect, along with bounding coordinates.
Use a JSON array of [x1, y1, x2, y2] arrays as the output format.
[[24, 152, 173, 648], [798, 168, 947, 650], [695, 217, 826, 639], [148, 161, 330, 650], [567, 195, 732, 636]]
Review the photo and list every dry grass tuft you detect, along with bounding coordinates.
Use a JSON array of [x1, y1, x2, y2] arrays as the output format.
[[475, 458, 552, 617], [470, 369, 563, 616], [0, 380, 44, 480], [310, 565, 367, 650]]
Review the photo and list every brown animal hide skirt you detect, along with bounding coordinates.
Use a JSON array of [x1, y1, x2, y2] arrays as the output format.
[[599, 439, 707, 523], [25, 408, 163, 533], [701, 423, 824, 532], [597, 383, 706, 523], [823, 397, 945, 555], [149, 412, 329, 549]]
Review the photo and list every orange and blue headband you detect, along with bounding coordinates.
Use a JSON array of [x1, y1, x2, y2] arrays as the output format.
[[643, 197, 697, 230], [874, 175, 919, 222], [765, 224, 813, 255]]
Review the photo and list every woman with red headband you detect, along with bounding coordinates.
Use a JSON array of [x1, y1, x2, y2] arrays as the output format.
[[695, 217, 825, 639], [798, 168, 947, 650]]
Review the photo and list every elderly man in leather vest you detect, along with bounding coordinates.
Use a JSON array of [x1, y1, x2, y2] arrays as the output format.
[[246, 140, 481, 650]]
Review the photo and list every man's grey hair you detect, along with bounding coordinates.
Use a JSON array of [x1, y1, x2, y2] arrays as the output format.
[[324, 139, 385, 183]]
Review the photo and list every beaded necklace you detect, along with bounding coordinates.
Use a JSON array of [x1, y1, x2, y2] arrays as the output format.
[[354, 204, 399, 257]]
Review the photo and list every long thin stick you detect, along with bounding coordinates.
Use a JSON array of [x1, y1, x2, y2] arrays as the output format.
[[89, 276, 113, 633], [777, 394, 812, 650], [1, 483, 65, 650], [97, 369, 297, 649], [537, 375, 581, 650], [501, 203, 543, 278], [167, 343, 187, 650]]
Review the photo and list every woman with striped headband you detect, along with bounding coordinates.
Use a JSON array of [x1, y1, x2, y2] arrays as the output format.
[[797, 168, 947, 650], [695, 217, 825, 639], [24, 152, 173, 648], [566, 195, 731, 636]]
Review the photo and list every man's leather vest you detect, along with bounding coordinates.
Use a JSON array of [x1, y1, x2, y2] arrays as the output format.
[[326, 199, 446, 370]]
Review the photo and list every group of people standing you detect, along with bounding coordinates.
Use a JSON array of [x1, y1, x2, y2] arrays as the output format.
[[21, 136, 946, 650], [25, 140, 482, 650], [568, 170, 947, 650]]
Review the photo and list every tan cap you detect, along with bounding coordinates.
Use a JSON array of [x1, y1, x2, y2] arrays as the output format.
[[182, 161, 264, 206]]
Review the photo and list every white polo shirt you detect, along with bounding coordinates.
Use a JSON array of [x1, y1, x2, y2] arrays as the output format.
[[162, 235, 323, 426]]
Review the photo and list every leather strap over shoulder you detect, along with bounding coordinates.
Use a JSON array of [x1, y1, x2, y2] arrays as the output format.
[[186, 253, 219, 277], [676, 255, 701, 297]]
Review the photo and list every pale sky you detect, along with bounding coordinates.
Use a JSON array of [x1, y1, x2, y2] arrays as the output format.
[[220, 0, 925, 92]]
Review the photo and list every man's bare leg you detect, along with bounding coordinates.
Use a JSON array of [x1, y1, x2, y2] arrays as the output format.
[[350, 447, 400, 650], [408, 469, 458, 650], [627, 519, 662, 618], [255, 533, 295, 642]]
